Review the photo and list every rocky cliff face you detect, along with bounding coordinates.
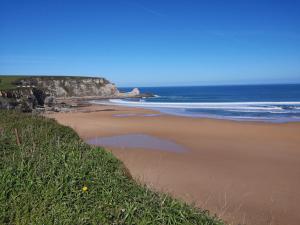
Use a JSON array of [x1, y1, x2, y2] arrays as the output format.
[[37, 77, 120, 97], [5, 77, 120, 98], [0, 76, 132, 112]]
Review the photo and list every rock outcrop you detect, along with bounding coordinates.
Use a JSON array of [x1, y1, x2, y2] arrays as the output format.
[[0, 76, 146, 112], [118, 88, 140, 98], [8, 77, 119, 98]]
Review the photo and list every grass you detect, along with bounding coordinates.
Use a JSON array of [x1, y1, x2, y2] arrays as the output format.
[[0, 76, 22, 90], [0, 110, 224, 225]]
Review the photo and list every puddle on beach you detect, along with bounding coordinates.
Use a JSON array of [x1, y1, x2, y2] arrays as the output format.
[[86, 134, 187, 152], [113, 113, 161, 117]]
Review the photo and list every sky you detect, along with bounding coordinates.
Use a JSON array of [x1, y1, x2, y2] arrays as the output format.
[[0, 0, 300, 87]]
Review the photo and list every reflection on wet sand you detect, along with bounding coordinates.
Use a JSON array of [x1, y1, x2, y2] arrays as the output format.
[[86, 134, 187, 153]]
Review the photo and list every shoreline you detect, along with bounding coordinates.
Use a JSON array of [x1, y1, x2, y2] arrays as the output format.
[[46, 103, 300, 225], [91, 99, 300, 123], [50, 100, 300, 125]]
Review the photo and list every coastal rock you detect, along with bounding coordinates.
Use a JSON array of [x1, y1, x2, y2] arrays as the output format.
[[130, 88, 140, 96], [44, 96, 57, 107], [19, 97, 34, 112], [0, 76, 149, 111], [32, 77, 119, 98], [117, 88, 141, 98], [0, 97, 12, 109], [0, 89, 37, 111]]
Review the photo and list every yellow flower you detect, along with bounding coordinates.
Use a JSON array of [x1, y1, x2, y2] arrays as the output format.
[[82, 186, 88, 192]]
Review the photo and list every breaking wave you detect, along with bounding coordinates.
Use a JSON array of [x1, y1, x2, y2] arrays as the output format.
[[106, 99, 300, 112], [88, 99, 300, 122]]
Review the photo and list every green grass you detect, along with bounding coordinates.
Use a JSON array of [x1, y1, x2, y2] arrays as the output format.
[[0, 76, 22, 90], [0, 110, 224, 225]]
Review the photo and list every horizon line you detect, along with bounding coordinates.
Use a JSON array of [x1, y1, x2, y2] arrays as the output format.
[[120, 82, 300, 88]]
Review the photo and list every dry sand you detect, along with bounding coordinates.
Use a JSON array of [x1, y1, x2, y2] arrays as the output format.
[[47, 104, 300, 225]]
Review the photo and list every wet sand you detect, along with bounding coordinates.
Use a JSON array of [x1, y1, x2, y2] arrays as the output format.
[[47, 105, 300, 225]]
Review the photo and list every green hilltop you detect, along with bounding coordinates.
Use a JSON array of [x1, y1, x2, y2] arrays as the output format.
[[0, 76, 24, 90]]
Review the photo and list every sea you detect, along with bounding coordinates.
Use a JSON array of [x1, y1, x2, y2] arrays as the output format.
[[95, 84, 300, 123]]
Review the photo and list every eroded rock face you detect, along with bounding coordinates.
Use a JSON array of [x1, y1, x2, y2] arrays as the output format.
[[0, 77, 147, 111], [0, 88, 36, 112], [44, 96, 57, 107], [33, 77, 119, 98], [0, 77, 121, 111], [0, 88, 33, 99]]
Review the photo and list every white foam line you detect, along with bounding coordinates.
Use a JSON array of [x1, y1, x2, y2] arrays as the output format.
[[97, 99, 300, 110], [109, 99, 300, 105]]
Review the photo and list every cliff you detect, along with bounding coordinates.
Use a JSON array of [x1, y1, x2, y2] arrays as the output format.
[[0, 76, 141, 111], [0, 76, 119, 97]]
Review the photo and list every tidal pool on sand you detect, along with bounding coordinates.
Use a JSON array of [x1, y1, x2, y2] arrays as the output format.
[[86, 134, 187, 152], [112, 113, 161, 117]]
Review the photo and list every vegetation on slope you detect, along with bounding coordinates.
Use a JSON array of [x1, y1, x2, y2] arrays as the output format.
[[0, 76, 22, 90], [0, 110, 224, 225]]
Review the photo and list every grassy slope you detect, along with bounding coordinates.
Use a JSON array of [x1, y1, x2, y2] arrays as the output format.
[[0, 110, 224, 225], [0, 76, 22, 90]]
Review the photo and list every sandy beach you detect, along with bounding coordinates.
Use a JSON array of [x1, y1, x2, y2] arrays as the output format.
[[47, 104, 300, 225]]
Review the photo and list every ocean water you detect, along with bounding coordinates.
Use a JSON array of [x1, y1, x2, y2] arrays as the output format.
[[96, 84, 300, 122]]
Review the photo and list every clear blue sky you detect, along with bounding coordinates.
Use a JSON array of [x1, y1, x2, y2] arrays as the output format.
[[1, 0, 300, 86]]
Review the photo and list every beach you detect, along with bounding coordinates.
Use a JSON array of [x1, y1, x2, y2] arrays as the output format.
[[47, 104, 300, 225]]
